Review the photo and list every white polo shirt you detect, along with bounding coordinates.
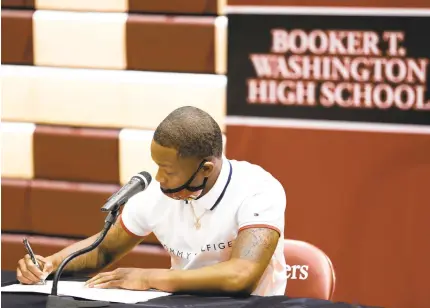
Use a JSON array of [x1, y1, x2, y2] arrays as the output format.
[[120, 156, 287, 296]]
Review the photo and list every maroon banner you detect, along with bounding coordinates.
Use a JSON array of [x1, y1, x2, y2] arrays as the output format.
[[226, 5, 430, 308], [228, 0, 430, 8]]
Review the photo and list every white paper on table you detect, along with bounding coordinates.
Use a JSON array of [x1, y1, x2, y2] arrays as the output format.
[[1, 281, 171, 304]]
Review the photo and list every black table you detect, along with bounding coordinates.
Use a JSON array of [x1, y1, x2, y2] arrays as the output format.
[[1, 271, 379, 308]]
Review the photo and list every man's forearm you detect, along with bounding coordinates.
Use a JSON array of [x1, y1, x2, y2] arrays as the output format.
[[149, 259, 255, 295], [49, 233, 111, 275]]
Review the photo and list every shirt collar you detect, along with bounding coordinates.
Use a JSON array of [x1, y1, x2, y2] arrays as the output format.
[[191, 156, 231, 211]]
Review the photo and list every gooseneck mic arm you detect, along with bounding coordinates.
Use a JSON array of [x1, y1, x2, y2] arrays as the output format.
[[46, 172, 152, 308]]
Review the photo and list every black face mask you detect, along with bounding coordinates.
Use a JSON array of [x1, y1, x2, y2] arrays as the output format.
[[160, 159, 208, 194]]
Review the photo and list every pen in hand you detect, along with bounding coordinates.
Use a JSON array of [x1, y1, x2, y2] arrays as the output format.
[[22, 238, 46, 284]]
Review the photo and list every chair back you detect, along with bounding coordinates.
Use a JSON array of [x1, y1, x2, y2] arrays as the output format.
[[284, 239, 336, 300]]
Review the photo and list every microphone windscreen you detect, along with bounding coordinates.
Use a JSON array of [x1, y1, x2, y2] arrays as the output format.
[[138, 171, 152, 187]]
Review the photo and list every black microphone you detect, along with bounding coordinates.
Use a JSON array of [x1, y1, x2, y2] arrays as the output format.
[[101, 171, 152, 212]]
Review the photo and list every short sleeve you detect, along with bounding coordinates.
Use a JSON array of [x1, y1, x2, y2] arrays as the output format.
[[120, 183, 157, 237], [237, 180, 286, 236]]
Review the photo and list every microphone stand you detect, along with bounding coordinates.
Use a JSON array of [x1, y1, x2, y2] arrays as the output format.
[[46, 205, 121, 308]]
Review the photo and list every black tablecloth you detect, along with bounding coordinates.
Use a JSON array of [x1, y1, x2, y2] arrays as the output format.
[[1, 271, 380, 308]]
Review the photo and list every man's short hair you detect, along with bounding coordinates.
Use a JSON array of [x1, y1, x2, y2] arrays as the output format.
[[153, 106, 223, 159]]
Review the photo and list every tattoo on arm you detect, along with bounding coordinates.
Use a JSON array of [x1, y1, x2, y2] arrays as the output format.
[[98, 223, 123, 267], [232, 228, 280, 263], [65, 220, 139, 273], [99, 220, 141, 267]]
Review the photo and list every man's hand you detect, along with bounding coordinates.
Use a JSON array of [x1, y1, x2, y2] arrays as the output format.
[[85, 268, 169, 291], [17, 255, 54, 285]]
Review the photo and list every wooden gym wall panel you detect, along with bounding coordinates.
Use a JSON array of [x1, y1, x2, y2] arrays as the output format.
[[29, 179, 120, 237], [34, 0, 128, 12], [33, 11, 127, 70], [126, 15, 224, 74], [1, 10, 34, 65], [2, 0, 34, 9], [226, 125, 430, 308], [1, 65, 227, 131], [128, 0, 222, 15], [1, 179, 31, 232], [227, 0, 430, 7], [3, 0, 225, 14], [1, 234, 170, 271], [119, 129, 158, 185], [1, 11, 227, 73], [33, 125, 120, 184], [1, 122, 35, 179], [0, 178, 161, 244], [1, 235, 75, 271]]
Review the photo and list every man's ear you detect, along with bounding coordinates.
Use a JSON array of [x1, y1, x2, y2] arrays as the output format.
[[202, 162, 214, 177]]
